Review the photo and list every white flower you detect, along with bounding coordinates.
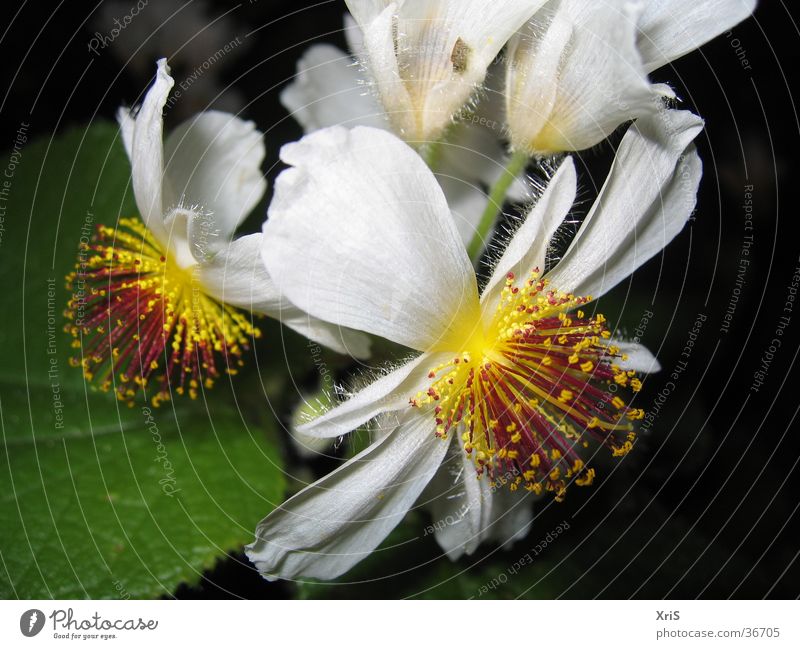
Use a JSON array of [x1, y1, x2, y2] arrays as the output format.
[[344, 0, 546, 144], [66, 59, 367, 406], [504, 0, 755, 155], [281, 19, 529, 248], [246, 108, 704, 580]]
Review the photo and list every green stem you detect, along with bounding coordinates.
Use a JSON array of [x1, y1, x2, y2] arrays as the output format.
[[423, 139, 444, 171], [466, 150, 530, 263]]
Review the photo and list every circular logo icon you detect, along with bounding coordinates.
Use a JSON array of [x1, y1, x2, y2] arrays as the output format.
[[20, 609, 45, 637]]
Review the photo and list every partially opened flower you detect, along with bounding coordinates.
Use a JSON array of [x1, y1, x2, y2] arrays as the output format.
[[282, 34, 529, 247], [247, 108, 703, 580], [345, 0, 544, 144], [504, 0, 755, 156], [65, 59, 368, 406]]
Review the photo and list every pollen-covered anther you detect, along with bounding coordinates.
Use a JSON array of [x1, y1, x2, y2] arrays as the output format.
[[411, 268, 645, 500], [63, 217, 261, 407]]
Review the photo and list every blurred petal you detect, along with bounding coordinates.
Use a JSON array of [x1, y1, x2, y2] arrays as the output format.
[[637, 0, 758, 72], [614, 340, 662, 374], [426, 444, 493, 560], [281, 44, 386, 132]]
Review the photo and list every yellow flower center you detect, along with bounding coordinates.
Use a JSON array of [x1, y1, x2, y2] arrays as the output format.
[[411, 269, 644, 500], [64, 216, 260, 406]]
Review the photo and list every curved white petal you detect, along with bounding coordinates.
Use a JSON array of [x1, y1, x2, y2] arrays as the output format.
[[262, 126, 480, 352], [281, 44, 386, 132], [638, 0, 758, 72], [545, 109, 704, 300], [480, 158, 577, 316], [298, 351, 451, 439], [426, 443, 493, 560], [280, 313, 373, 361], [122, 58, 174, 246], [246, 412, 448, 581], [117, 106, 135, 158], [614, 340, 662, 374], [483, 487, 534, 548], [163, 111, 266, 258], [344, 0, 392, 26], [506, 0, 658, 154], [343, 12, 365, 56], [198, 233, 371, 358]]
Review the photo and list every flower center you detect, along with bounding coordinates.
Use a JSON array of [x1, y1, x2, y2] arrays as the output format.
[[411, 269, 645, 500], [64, 217, 260, 406]]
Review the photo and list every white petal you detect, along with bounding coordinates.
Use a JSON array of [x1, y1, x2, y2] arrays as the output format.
[[426, 444, 493, 560], [163, 111, 266, 256], [246, 412, 448, 581], [431, 77, 530, 247], [351, 4, 410, 130], [614, 340, 662, 374], [125, 58, 174, 246], [290, 424, 335, 460], [262, 125, 480, 352], [351, 0, 543, 142], [280, 313, 373, 360], [344, 0, 392, 26], [117, 106, 135, 158], [281, 44, 386, 133], [480, 158, 577, 315], [506, 0, 658, 154], [637, 0, 757, 72], [545, 109, 704, 300], [298, 352, 450, 439], [483, 487, 533, 548], [198, 233, 371, 358], [343, 12, 365, 55]]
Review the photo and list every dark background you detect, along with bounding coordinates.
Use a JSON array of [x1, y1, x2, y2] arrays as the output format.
[[1, 0, 798, 599]]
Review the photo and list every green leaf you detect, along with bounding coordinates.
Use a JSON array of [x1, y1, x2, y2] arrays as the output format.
[[0, 405, 284, 599], [0, 123, 285, 598]]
